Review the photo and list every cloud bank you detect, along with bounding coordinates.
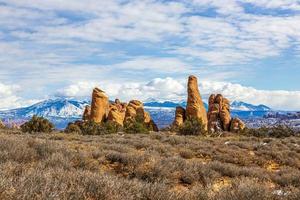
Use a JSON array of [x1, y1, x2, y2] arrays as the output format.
[[58, 77, 300, 111]]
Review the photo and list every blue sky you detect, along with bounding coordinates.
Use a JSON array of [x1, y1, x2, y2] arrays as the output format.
[[0, 0, 300, 110]]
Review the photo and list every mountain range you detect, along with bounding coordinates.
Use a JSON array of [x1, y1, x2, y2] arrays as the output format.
[[0, 98, 271, 129], [144, 100, 271, 112]]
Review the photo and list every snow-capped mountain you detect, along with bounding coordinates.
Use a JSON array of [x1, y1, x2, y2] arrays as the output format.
[[0, 98, 89, 119], [230, 101, 271, 111], [145, 100, 271, 112]]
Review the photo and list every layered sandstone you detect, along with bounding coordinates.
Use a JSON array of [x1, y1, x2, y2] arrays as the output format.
[[107, 99, 126, 126], [208, 94, 245, 133], [208, 94, 231, 132], [172, 106, 186, 127], [125, 100, 143, 123], [90, 88, 109, 123], [170, 75, 246, 133], [124, 100, 158, 131], [83, 90, 158, 131], [186, 75, 208, 128]]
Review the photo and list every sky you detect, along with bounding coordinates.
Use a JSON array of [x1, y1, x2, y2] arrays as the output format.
[[0, 0, 300, 110]]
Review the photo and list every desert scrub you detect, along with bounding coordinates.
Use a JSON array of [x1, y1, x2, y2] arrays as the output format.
[[124, 120, 150, 134], [20, 115, 54, 133], [243, 125, 298, 138], [178, 118, 207, 136], [65, 120, 122, 135], [0, 130, 300, 200], [64, 123, 82, 134]]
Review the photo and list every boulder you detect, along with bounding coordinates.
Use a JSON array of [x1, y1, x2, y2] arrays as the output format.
[[124, 100, 143, 122], [124, 100, 158, 131], [230, 118, 245, 133], [208, 94, 233, 132], [82, 105, 91, 121], [173, 106, 186, 127], [90, 88, 109, 123], [220, 97, 231, 131], [107, 104, 126, 126], [186, 75, 208, 128]]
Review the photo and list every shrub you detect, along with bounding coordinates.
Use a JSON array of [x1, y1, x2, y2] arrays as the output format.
[[178, 118, 206, 136], [243, 125, 297, 138], [21, 115, 54, 133], [64, 123, 82, 134], [65, 121, 121, 135], [124, 120, 150, 134]]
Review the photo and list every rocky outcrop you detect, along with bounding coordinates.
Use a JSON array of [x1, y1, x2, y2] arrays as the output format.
[[124, 100, 158, 131], [208, 94, 231, 132], [83, 90, 158, 131], [82, 105, 91, 121], [186, 75, 208, 128], [125, 100, 143, 123], [230, 118, 246, 133], [172, 106, 186, 127], [220, 97, 231, 131], [90, 88, 109, 123], [208, 94, 245, 133], [107, 99, 126, 126], [170, 75, 246, 133]]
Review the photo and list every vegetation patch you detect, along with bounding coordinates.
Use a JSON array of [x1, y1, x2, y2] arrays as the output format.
[[0, 130, 299, 199], [21, 115, 54, 133]]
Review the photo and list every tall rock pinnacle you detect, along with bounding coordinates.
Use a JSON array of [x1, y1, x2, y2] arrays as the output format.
[[186, 75, 208, 129], [90, 88, 109, 123]]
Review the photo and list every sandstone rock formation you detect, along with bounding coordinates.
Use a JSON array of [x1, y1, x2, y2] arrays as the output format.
[[208, 94, 245, 133], [83, 89, 158, 132], [107, 99, 126, 126], [124, 100, 158, 131], [125, 100, 143, 123], [208, 94, 231, 132], [90, 88, 109, 123], [220, 97, 231, 131], [172, 106, 186, 127], [171, 75, 246, 133], [82, 105, 91, 121], [230, 118, 246, 133], [186, 75, 208, 128]]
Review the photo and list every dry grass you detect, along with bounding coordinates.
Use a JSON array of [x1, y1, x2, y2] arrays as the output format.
[[0, 129, 300, 199]]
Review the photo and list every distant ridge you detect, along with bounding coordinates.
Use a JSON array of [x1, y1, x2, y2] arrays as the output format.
[[144, 100, 271, 112], [0, 98, 272, 129], [0, 98, 89, 119]]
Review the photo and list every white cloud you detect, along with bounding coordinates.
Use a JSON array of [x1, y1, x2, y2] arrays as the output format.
[[2, 0, 300, 66], [198, 81, 300, 110], [57, 77, 300, 110], [243, 0, 300, 10], [0, 82, 38, 110], [113, 57, 191, 72]]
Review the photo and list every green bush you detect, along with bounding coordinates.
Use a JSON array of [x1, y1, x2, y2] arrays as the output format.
[[21, 115, 54, 133], [124, 120, 150, 134], [65, 121, 121, 135], [178, 117, 207, 136], [64, 123, 82, 134], [243, 125, 297, 138]]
